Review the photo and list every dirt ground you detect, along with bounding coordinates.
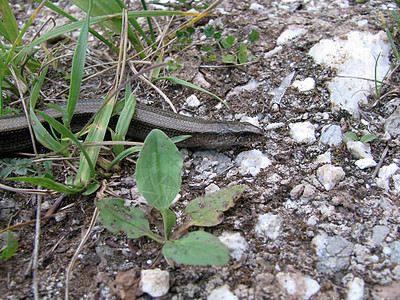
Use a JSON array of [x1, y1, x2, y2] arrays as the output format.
[[1, 0, 400, 299]]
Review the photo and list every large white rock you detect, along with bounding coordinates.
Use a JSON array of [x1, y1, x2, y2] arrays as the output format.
[[309, 31, 391, 116]]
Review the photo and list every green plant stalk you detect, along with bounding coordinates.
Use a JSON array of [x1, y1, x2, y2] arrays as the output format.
[[386, 28, 400, 64], [140, 0, 156, 43]]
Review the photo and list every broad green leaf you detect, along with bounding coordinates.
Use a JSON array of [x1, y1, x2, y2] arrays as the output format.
[[344, 131, 359, 141], [360, 134, 377, 143], [8, 177, 83, 194], [162, 231, 230, 265], [185, 185, 245, 227], [97, 198, 158, 240], [135, 129, 182, 210], [1, 231, 18, 261]]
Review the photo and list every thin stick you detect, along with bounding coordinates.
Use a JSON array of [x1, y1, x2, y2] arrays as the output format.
[[32, 194, 42, 299], [372, 145, 389, 179]]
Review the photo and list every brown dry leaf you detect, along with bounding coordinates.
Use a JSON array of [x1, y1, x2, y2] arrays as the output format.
[[110, 268, 141, 300]]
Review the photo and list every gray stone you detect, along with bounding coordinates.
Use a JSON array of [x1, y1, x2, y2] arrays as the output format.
[[390, 241, 400, 264], [320, 125, 342, 146], [372, 225, 390, 245], [312, 235, 354, 274]]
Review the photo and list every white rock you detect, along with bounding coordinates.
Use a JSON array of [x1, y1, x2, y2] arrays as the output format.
[[309, 31, 391, 116], [205, 183, 220, 194], [394, 174, 400, 191], [219, 232, 249, 261], [357, 20, 368, 27], [376, 163, 400, 190], [315, 151, 332, 164], [240, 116, 260, 128], [277, 27, 307, 45], [140, 269, 169, 297], [355, 157, 377, 169], [249, 3, 265, 12], [227, 79, 261, 99], [266, 122, 285, 130], [235, 150, 271, 176], [290, 122, 316, 144], [346, 277, 364, 300], [292, 77, 315, 92], [276, 272, 320, 300], [208, 285, 238, 300], [186, 94, 201, 107], [193, 72, 211, 89], [317, 164, 345, 191], [255, 213, 283, 240], [346, 141, 373, 159], [320, 125, 342, 146]]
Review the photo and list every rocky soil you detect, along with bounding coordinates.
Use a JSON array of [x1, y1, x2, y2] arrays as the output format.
[[1, 0, 400, 299]]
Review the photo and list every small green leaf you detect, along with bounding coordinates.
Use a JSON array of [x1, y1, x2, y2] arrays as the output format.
[[162, 231, 230, 265], [248, 29, 260, 42], [213, 32, 221, 40], [185, 185, 245, 227], [1, 231, 18, 261], [135, 129, 183, 210], [222, 54, 236, 64], [237, 42, 248, 64], [161, 208, 176, 239], [221, 35, 235, 49], [204, 26, 215, 38], [97, 198, 154, 239], [186, 27, 195, 37], [344, 131, 359, 141], [360, 134, 377, 143]]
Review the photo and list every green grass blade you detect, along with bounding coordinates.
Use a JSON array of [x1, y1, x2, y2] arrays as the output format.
[[66, 0, 92, 124], [36, 110, 95, 175], [29, 65, 69, 155], [32, 0, 116, 52], [0, 0, 19, 43], [15, 11, 190, 59], [153, 76, 228, 107], [9, 177, 83, 194], [386, 29, 400, 64], [106, 145, 142, 172], [112, 93, 136, 155], [2, 0, 47, 78], [74, 97, 115, 186]]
